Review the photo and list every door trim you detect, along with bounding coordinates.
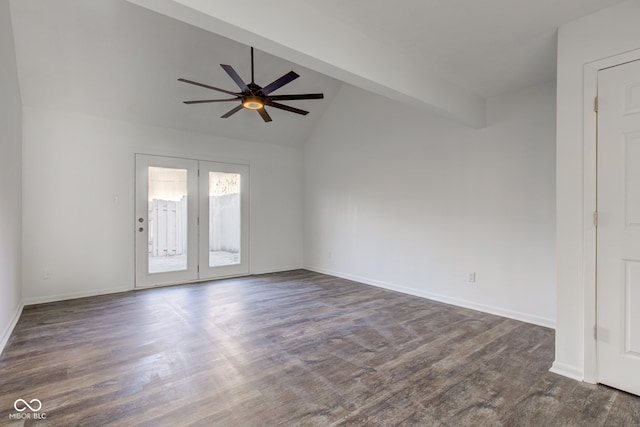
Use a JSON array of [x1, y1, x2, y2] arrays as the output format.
[[581, 49, 640, 383]]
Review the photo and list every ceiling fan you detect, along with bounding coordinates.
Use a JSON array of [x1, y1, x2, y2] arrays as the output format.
[[178, 47, 324, 123]]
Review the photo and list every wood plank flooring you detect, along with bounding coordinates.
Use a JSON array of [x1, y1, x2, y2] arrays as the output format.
[[1, 270, 639, 426]]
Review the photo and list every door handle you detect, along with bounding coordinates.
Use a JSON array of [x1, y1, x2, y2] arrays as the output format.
[[138, 218, 144, 223], [138, 227, 144, 232]]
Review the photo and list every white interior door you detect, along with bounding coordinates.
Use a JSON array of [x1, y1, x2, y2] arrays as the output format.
[[597, 59, 640, 396], [135, 154, 199, 287], [199, 161, 250, 279]]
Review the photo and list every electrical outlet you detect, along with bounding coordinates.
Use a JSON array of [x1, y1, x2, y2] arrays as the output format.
[[467, 272, 476, 283], [43, 271, 50, 280]]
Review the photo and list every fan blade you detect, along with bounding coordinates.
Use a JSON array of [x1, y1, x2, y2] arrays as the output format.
[[258, 108, 272, 122], [266, 101, 309, 116], [268, 93, 324, 101], [221, 104, 244, 118], [183, 98, 240, 104], [221, 64, 249, 92], [261, 71, 299, 95], [178, 78, 239, 96]]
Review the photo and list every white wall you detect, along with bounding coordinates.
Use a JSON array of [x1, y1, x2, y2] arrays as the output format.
[[304, 80, 556, 327], [0, 0, 23, 353], [554, 0, 640, 381], [21, 107, 303, 304]]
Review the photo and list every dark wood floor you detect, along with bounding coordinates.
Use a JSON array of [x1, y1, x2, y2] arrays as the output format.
[[1, 270, 639, 426]]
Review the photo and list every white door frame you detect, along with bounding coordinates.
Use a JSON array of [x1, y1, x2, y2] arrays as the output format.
[[582, 48, 640, 383]]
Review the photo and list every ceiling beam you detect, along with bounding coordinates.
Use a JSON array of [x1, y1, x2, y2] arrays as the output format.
[[127, 0, 486, 128]]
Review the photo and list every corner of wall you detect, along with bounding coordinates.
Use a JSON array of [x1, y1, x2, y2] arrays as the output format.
[[0, 302, 24, 355], [0, 0, 24, 357]]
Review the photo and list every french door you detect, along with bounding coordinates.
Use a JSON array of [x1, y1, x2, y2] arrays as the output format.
[[135, 154, 249, 288]]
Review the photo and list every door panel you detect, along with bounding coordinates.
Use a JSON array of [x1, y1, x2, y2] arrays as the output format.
[[597, 59, 640, 396], [135, 155, 198, 287], [199, 161, 250, 279]]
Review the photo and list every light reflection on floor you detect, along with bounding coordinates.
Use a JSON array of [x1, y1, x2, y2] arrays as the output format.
[[148, 251, 239, 274]]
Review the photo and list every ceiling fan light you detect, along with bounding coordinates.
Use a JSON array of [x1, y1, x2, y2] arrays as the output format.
[[243, 96, 264, 110]]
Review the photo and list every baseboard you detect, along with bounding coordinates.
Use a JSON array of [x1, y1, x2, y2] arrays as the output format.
[[549, 361, 584, 381], [251, 265, 303, 275], [24, 268, 304, 304], [23, 286, 131, 306], [304, 265, 556, 329], [0, 302, 24, 355]]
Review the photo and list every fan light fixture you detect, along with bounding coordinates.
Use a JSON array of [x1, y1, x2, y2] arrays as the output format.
[[243, 96, 264, 110], [178, 47, 324, 122]]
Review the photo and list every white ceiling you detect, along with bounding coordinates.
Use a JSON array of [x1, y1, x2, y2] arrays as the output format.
[[9, 0, 627, 146], [302, 0, 626, 97]]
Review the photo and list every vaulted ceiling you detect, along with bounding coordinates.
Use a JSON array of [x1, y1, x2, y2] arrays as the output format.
[[9, 0, 626, 146], [301, 0, 622, 97], [9, 0, 341, 147]]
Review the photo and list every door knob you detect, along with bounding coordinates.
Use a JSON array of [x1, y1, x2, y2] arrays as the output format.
[[138, 218, 144, 223], [138, 227, 144, 232]]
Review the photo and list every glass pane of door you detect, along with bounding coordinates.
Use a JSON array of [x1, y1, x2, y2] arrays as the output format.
[[208, 171, 241, 267], [148, 167, 188, 273]]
